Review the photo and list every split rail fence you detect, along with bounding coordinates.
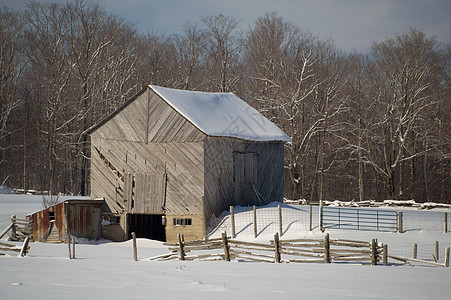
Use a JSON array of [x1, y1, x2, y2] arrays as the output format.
[[150, 232, 450, 267], [0, 238, 31, 257], [153, 233, 384, 265], [0, 215, 33, 242]]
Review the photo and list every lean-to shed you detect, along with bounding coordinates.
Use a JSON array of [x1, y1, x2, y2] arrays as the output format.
[[29, 199, 104, 242], [89, 85, 290, 242]]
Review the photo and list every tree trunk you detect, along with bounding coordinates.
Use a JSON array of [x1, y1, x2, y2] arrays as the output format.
[[358, 117, 364, 202]]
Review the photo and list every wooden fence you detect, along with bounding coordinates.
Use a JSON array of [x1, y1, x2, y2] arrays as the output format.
[[0, 215, 33, 241], [152, 233, 384, 265], [0, 238, 31, 257]]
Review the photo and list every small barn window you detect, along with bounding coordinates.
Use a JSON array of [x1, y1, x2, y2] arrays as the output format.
[[48, 212, 55, 222], [173, 218, 192, 226]]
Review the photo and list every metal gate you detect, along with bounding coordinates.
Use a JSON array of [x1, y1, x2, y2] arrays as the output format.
[[322, 207, 398, 232]]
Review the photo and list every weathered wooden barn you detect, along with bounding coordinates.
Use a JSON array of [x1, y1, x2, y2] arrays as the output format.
[[89, 85, 290, 242], [29, 199, 104, 242]]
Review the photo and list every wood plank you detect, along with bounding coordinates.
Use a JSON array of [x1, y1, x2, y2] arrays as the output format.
[[92, 138, 204, 215], [234, 151, 245, 206], [245, 152, 258, 204], [124, 173, 133, 211]]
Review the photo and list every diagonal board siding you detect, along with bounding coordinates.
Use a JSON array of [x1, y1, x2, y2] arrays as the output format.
[[204, 137, 284, 217], [91, 137, 204, 215], [93, 89, 205, 143], [91, 87, 207, 216]]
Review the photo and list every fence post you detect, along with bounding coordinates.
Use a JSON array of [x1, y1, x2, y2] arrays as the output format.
[[445, 212, 448, 233], [445, 247, 450, 267], [413, 243, 417, 259], [319, 202, 324, 232], [230, 206, 236, 239], [67, 233, 71, 260], [11, 215, 16, 240], [253, 205, 257, 238], [19, 237, 30, 257], [324, 233, 330, 263], [383, 244, 388, 266], [178, 234, 185, 261], [222, 232, 230, 262], [371, 239, 377, 265], [132, 232, 137, 261], [278, 205, 283, 237], [398, 212, 403, 233], [434, 241, 439, 262], [72, 237, 76, 259], [309, 204, 313, 231], [274, 232, 281, 263], [26, 215, 33, 240]]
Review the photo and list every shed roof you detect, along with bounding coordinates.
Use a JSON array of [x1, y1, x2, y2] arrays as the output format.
[[27, 199, 105, 216], [150, 85, 291, 142]]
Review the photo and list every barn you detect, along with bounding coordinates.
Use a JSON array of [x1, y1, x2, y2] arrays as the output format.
[[89, 85, 290, 243], [29, 199, 104, 243]]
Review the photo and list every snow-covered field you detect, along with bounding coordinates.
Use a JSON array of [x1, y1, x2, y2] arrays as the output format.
[[1, 194, 450, 299]]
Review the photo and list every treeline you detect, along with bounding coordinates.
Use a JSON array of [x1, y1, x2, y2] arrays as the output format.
[[0, 1, 449, 202]]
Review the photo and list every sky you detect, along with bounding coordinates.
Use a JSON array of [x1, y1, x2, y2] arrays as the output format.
[[2, 0, 450, 52]]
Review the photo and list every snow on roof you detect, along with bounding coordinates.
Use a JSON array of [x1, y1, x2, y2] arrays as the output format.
[[149, 85, 291, 142]]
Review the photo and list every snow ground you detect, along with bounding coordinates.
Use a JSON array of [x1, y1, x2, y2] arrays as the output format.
[[1, 194, 450, 299]]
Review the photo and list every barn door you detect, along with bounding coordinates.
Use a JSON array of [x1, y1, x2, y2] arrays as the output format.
[[234, 152, 258, 206], [123, 173, 166, 214]]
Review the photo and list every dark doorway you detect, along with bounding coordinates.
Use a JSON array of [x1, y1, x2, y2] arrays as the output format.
[[128, 214, 166, 241]]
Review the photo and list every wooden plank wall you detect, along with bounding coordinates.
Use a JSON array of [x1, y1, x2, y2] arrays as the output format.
[[90, 144, 127, 214], [233, 151, 246, 205], [245, 141, 284, 205], [90, 87, 207, 217], [134, 173, 166, 214], [67, 203, 102, 240], [93, 89, 205, 144], [204, 137, 284, 217], [204, 137, 244, 216], [31, 203, 65, 242], [93, 91, 147, 142], [31, 202, 103, 242], [91, 137, 205, 216]]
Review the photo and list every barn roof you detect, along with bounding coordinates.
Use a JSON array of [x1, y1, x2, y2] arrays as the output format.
[[149, 85, 291, 142]]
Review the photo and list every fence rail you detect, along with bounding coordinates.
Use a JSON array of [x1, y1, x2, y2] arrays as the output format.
[[210, 205, 448, 239], [0, 239, 30, 257], [0, 215, 33, 241], [322, 207, 398, 232], [155, 233, 383, 265], [149, 232, 450, 267]]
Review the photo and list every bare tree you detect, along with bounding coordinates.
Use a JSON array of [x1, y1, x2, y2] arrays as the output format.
[[310, 41, 350, 204], [201, 14, 242, 92], [0, 8, 25, 185], [66, 0, 141, 195], [1, 5, 450, 204], [172, 22, 206, 90], [245, 13, 349, 203], [367, 29, 443, 199], [24, 2, 76, 194]]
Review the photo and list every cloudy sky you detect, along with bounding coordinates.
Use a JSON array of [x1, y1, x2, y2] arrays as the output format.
[[2, 0, 450, 52]]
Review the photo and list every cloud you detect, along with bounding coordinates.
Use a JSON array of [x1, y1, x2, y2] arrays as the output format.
[[2, 0, 450, 51]]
